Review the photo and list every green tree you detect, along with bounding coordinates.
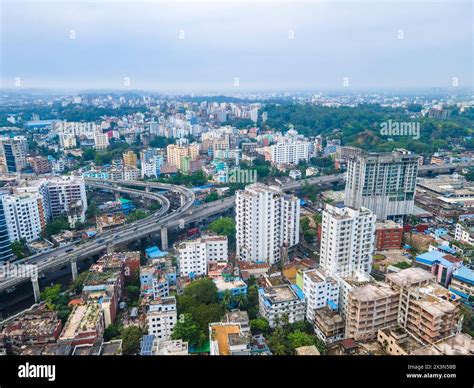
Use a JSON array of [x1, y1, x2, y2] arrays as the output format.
[[104, 324, 120, 341], [221, 290, 232, 308], [178, 278, 219, 309], [126, 209, 147, 223], [393, 261, 411, 270], [126, 284, 140, 302], [40, 284, 62, 309], [268, 327, 292, 355], [250, 318, 271, 335], [44, 217, 70, 237], [11, 240, 27, 259], [204, 192, 219, 203], [207, 217, 236, 238], [121, 326, 143, 355], [171, 313, 206, 348], [71, 271, 88, 294], [246, 285, 259, 319], [82, 148, 96, 162], [40, 283, 71, 323], [287, 330, 315, 349], [232, 293, 247, 310], [190, 303, 225, 333]]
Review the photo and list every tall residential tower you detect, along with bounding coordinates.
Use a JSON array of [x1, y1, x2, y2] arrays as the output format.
[[236, 183, 300, 264], [344, 151, 418, 220]]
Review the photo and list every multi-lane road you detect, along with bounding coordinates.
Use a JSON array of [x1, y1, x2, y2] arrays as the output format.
[[0, 179, 195, 293]]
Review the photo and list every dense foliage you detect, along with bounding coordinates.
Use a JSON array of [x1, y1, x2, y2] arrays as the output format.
[[262, 104, 474, 155]]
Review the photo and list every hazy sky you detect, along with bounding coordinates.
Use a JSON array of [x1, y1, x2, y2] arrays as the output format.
[[0, 0, 472, 92]]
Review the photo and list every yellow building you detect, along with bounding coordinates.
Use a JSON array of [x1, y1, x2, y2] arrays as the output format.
[[167, 143, 200, 171], [123, 150, 137, 167]]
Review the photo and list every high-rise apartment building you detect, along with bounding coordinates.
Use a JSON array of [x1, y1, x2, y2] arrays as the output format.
[[0, 136, 28, 173], [345, 282, 399, 341], [302, 268, 339, 323], [29, 156, 51, 174], [166, 143, 200, 171], [236, 184, 300, 264], [2, 193, 46, 242], [93, 131, 109, 150], [385, 268, 461, 344], [0, 194, 13, 262], [270, 141, 310, 166], [320, 204, 376, 278], [122, 150, 137, 167], [344, 151, 419, 220], [34, 176, 88, 227], [141, 149, 164, 179]]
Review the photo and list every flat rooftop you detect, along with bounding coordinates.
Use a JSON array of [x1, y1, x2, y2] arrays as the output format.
[[61, 303, 101, 339], [386, 267, 434, 286], [214, 277, 247, 291], [225, 310, 249, 325], [261, 284, 302, 304], [304, 268, 335, 284], [295, 345, 321, 355], [149, 296, 177, 307], [210, 324, 241, 356], [376, 220, 403, 230], [351, 283, 398, 302]]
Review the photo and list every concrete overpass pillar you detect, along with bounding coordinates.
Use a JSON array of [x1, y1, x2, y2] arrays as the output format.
[[161, 226, 168, 251], [71, 257, 78, 281], [180, 194, 186, 207], [146, 186, 150, 193], [107, 245, 115, 254], [31, 274, 41, 303]]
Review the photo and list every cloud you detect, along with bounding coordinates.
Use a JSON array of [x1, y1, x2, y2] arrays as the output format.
[[1, 0, 472, 91]]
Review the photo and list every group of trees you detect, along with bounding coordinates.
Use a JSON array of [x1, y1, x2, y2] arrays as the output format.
[[207, 217, 236, 247], [44, 217, 71, 237], [262, 315, 327, 355], [300, 216, 318, 243], [40, 284, 72, 324], [171, 278, 225, 348], [207, 217, 235, 238], [126, 209, 148, 223], [262, 104, 474, 155], [125, 272, 141, 307], [151, 170, 209, 187], [11, 240, 27, 260]]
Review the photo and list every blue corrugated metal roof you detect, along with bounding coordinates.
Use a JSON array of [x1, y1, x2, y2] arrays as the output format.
[[453, 266, 474, 285]]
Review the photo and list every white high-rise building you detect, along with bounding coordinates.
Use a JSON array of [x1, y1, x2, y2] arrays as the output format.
[[236, 184, 300, 264], [147, 296, 177, 341], [0, 136, 28, 173], [40, 176, 88, 227], [141, 149, 164, 179], [59, 133, 77, 150], [176, 235, 228, 277], [270, 141, 310, 166], [2, 193, 45, 242], [302, 268, 339, 323], [344, 151, 419, 220], [123, 166, 141, 181], [93, 131, 109, 150], [320, 204, 376, 278]]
